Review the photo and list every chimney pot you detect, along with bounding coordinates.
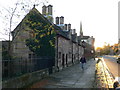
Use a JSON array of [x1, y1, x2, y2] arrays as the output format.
[[60, 16, 64, 24], [47, 5, 53, 15], [64, 24, 67, 30], [42, 5, 47, 15], [56, 17, 59, 25], [68, 24, 71, 30], [73, 29, 76, 34]]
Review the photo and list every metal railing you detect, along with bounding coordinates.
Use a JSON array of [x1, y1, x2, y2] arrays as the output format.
[[2, 57, 55, 81]]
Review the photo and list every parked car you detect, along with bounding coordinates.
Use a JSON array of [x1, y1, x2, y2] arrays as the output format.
[[116, 54, 120, 64]]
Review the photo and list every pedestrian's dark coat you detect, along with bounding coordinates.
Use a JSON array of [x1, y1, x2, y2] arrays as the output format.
[[80, 57, 86, 63]]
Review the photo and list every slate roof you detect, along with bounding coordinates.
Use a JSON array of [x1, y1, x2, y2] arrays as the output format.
[[56, 29, 70, 40], [11, 6, 92, 46], [72, 34, 77, 43], [11, 7, 70, 40], [81, 36, 90, 40]]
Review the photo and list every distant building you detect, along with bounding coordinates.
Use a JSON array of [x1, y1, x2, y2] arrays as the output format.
[[79, 22, 95, 58]]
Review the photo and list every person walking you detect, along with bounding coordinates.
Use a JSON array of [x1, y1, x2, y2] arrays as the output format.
[[80, 55, 86, 70]]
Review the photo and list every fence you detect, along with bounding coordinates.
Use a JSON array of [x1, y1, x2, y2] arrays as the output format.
[[2, 57, 55, 81]]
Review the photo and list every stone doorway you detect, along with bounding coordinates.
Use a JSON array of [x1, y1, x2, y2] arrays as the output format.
[[72, 54, 73, 63], [66, 54, 68, 66], [62, 54, 65, 68]]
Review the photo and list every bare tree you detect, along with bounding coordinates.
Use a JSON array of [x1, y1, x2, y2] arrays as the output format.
[[0, 0, 49, 40], [0, 0, 49, 59]]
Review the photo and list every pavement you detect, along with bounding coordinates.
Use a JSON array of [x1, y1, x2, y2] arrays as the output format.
[[29, 58, 96, 88]]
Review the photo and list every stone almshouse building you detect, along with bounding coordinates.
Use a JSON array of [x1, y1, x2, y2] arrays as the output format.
[[11, 5, 94, 73]]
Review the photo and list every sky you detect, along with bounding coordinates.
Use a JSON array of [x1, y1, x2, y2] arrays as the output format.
[[0, 0, 119, 48]]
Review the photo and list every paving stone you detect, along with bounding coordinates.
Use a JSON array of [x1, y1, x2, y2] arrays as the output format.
[[30, 59, 96, 88]]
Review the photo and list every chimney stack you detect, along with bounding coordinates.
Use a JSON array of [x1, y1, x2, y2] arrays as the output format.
[[42, 5, 53, 22]]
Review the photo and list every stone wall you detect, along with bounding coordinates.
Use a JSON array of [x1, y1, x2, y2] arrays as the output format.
[[57, 36, 72, 70], [11, 27, 33, 60], [57, 36, 84, 70], [2, 68, 49, 88], [72, 43, 79, 64], [95, 58, 114, 88]]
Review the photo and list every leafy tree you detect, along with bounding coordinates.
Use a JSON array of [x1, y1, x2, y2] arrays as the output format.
[[96, 43, 120, 56], [95, 43, 111, 55], [112, 44, 119, 54]]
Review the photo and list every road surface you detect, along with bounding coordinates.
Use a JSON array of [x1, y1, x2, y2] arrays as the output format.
[[102, 55, 120, 78]]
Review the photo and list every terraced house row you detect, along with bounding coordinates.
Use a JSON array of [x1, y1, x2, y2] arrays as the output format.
[[2, 5, 95, 79]]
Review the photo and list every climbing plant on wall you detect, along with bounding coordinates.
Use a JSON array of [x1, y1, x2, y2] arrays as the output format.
[[25, 8, 56, 57]]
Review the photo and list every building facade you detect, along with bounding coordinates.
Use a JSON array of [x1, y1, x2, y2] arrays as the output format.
[[2, 5, 95, 78], [10, 5, 86, 73]]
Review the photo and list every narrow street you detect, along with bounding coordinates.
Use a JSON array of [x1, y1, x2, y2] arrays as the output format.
[[29, 59, 96, 88]]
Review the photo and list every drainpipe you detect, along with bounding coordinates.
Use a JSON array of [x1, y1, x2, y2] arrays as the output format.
[[78, 44, 79, 62], [72, 42, 73, 64], [56, 35, 59, 71]]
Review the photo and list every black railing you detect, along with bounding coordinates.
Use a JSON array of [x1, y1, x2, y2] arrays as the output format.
[[2, 57, 55, 81]]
